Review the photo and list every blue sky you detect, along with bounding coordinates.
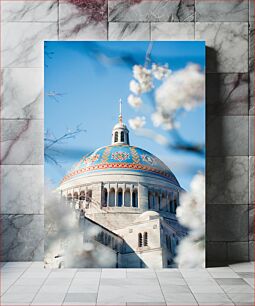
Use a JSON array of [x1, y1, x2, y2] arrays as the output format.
[[44, 41, 205, 191]]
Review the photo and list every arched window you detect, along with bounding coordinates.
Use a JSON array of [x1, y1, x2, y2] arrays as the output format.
[[132, 189, 138, 207], [114, 131, 118, 142], [158, 194, 161, 210], [138, 233, 143, 247], [102, 188, 108, 207], [109, 188, 115, 207], [120, 131, 124, 142], [124, 189, 130, 206], [167, 195, 171, 212], [172, 236, 177, 255], [117, 188, 123, 207], [154, 192, 159, 210], [73, 192, 78, 200], [166, 235, 169, 249], [161, 193, 167, 211], [86, 190, 92, 202], [148, 191, 152, 209], [79, 191, 85, 201], [99, 231, 103, 243], [174, 199, 177, 213], [143, 232, 148, 246], [67, 193, 72, 202], [170, 197, 174, 213]]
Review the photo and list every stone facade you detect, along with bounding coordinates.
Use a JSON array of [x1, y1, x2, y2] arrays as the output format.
[[58, 116, 186, 268]]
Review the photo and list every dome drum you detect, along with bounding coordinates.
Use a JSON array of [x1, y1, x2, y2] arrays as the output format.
[[57, 103, 186, 268]]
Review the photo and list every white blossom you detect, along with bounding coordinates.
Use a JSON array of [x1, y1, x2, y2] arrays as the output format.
[[175, 237, 205, 268], [175, 173, 205, 268], [127, 94, 142, 108], [129, 80, 142, 95], [155, 63, 205, 115], [128, 116, 146, 130], [133, 65, 153, 93], [133, 65, 151, 83], [151, 111, 175, 130], [177, 173, 205, 235], [152, 63, 170, 80]]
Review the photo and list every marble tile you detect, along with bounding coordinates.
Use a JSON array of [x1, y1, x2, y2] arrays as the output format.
[[31, 292, 66, 305], [249, 70, 254, 114], [206, 242, 227, 267], [179, 269, 211, 279], [207, 156, 249, 205], [249, 157, 254, 205], [192, 293, 234, 305], [101, 268, 126, 278], [208, 271, 240, 279], [75, 271, 101, 279], [206, 73, 248, 116], [230, 262, 254, 272], [68, 282, 99, 293], [220, 284, 253, 294], [249, 241, 254, 261], [227, 292, 254, 305], [151, 22, 194, 40], [127, 303, 166, 306], [1, 68, 43, 119], [250, 0, 254, 21], [207, 116, 248, 156], [248, 204, 254, 240], [1, 0, 58, 22], [160, 284, 191, 294], [108, 0, 195, 22], [243, 274, 255, 288], [249, 116, 254, 155], [227, 242, 249, 263], [1, 165, 43, 214], [249, 25, 254, 114], [162, 292, 198, 305], [189, 284, 224, 294], [1, 22, 58, 68], [195, 0, 248, 22], [59, 1, 107, 40], [97, 284, 164, 304], [195, 22, 248, 73], [1, 291, 36, 304], [64, 293, 97, 303], [0, 214, 44, 261], [108, 22, 150, 40], [207, 205, 249, 242], [236, 272, 254, 278], [0, 119, 43, 165]]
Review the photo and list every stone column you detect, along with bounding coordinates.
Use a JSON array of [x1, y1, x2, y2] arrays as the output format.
[[131, 184, 133, 207], [138, 183, 148, 211], [107, 184, 110, 207], [122, 184, 125, 206], [115, 183, 118, 207]]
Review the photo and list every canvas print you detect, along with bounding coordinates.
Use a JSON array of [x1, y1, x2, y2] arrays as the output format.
[[44, 41, 205, 268]]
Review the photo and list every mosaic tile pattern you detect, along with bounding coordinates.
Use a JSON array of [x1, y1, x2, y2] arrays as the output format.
[[0, 0, 253, 266]]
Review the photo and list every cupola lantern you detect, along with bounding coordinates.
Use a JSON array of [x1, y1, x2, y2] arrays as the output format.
[[111, 99, 130, 145]]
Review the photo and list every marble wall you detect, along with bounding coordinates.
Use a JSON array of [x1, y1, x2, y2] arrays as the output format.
[[0, 0, 253, 265]]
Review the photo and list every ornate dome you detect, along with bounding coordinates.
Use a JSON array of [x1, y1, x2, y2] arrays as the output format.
[[61, 144, 180, 186], [60, 99, 180, 187]]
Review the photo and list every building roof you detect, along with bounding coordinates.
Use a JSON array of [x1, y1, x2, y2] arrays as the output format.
[[60, 144, 180, 186], [60, 100, 180, 187]]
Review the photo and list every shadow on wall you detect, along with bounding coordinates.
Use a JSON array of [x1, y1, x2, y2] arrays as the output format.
[[206, 46, 223, 267], [205, 46, 249, 267]]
